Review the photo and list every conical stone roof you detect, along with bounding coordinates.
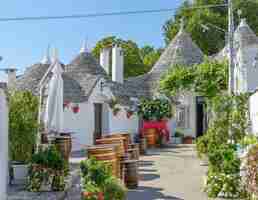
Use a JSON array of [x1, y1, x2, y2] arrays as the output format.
[[16, 63, 51, 95], [125, 26, 204, 96], [214, 18, 258, 60], [234, 18, 258, 48], [64, 52, 108, 101]]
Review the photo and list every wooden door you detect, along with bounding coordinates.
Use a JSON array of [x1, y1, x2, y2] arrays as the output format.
[[94, 103, 103, 142]]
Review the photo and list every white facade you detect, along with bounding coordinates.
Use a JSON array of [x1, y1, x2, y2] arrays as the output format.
[[63, 79, 139, 152], [0, 89, 8, 200]]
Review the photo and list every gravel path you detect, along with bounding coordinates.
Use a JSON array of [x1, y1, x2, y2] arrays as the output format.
[[127, 144, 208, 200]]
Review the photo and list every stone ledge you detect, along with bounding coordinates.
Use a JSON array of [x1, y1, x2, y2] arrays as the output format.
[[7, 166, 80, 200]]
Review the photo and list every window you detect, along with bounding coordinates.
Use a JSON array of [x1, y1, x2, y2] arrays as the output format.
[[176, 106, 189, 128]]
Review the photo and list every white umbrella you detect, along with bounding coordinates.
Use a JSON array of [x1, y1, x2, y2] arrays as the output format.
[[44, 60, 64, 133]]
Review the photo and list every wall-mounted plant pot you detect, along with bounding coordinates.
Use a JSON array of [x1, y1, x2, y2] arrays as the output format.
[[171, 137, 183, 144], [12, 162, 28, 185], [72, 106, 80, 114], [183, 136, 194, 144]]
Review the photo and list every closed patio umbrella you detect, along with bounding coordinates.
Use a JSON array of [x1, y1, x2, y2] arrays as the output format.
[[44, 59, 64, 133]]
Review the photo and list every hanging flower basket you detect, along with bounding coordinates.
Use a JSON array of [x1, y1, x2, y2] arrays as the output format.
[[72, 104, 80, 114]]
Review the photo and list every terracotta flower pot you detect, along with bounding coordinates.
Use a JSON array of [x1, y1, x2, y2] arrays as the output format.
[[183, 136, 194, 144], [82, 192, 104, 200]]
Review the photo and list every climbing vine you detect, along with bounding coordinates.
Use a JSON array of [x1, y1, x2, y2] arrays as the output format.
[[160, 58, 228, 98]]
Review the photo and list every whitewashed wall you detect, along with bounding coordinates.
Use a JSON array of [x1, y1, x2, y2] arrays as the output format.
[[63, 102, 94, 152], [108, 106, 139, 135], [63, 79, 140, 152], [0, 89, 8, 200], [250, 91, 258, 134]]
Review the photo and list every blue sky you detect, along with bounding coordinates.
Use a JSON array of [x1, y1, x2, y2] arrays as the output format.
[[0, 0, 183, 81]]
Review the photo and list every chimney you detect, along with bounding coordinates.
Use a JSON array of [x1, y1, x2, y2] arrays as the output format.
[[5, 68, 17, 89], [100, 48, 110, 75], [112, 45, 124, 84]]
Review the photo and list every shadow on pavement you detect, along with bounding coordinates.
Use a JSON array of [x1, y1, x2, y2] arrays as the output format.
[[139, 173, 160, 181], [127, 186, 184, 200], [139, 160, 155, 167], [139, 169, 158, 173]]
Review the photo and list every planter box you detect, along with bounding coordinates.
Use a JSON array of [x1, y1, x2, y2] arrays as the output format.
[[171, 137, 183, 144], [12, 163, 28, 185]]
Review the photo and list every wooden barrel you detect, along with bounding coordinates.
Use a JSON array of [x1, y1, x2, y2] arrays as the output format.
[[60, 133, 72, 153], [96, 138, 125, 157], [123, 160, 139, 189], [145, 128, 157, 148], [128, 148, 139, 160], [139, 138, 147, 155], [128, 143, 140, 159], [103, 133, 131, 151], [87, 145, 118, 178], [55, 136, 71, 162]]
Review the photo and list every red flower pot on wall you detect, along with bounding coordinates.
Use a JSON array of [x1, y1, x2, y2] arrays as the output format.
[[72, 104, 80, 114], [126, 111, 134, 119]]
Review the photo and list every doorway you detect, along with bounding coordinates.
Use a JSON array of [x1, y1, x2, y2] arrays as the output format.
[[196, 97, 206, 138], [94, 103, 103, 142]]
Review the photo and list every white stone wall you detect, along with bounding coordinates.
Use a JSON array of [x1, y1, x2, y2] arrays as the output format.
[[63, 102, 95, 151], [0, 89, 8, 200], [108, 106, 139, 136], [250, 91, 258, 135]]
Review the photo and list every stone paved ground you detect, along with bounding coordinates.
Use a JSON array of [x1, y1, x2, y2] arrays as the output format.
[[127, 144, 209, 200]]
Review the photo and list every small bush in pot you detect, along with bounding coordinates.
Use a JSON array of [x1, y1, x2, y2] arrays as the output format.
[[9, 91, 39, 183], [80, 158, 127, 200], [172, 130, 184, 144], [27, 145, 68, 192]]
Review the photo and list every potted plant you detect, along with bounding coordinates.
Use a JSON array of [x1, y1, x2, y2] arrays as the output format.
[[27, 145, 68, 192], [183, 136, 194, 144], [172, 130, 184, 144], [108, 98, 121, 116], [80, 158, 127, 200], [9, 91, 39, 184]]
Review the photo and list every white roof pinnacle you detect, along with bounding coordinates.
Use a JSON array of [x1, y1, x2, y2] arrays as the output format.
[[41, 45, 51, 65]]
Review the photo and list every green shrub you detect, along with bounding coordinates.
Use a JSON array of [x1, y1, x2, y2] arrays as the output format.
[[196, 134, 209, 159], [9, 91, 39, 163], [137, 98, 173, 121]]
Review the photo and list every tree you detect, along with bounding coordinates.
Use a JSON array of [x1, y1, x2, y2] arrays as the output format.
[[92, 36, 147, 77], [163, 0, 258, 55], [92, 37, 161, 78], [140, 46, 163, 69]]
